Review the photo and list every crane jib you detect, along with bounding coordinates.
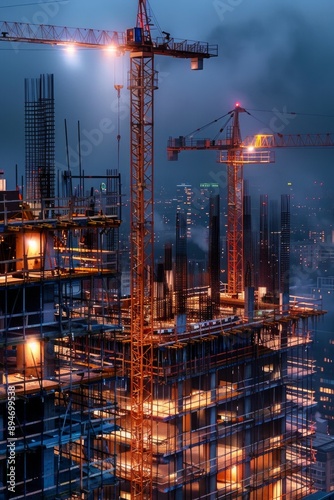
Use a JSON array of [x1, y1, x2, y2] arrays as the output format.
[[0, 20, 218, 60]]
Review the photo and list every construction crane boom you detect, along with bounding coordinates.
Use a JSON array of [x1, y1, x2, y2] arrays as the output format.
[[167, 132, 334, 154], [167, 104, 334, 297], [0, 3, 217, 499], [0, 19, 217, 58], [243, 132, 334, 148]]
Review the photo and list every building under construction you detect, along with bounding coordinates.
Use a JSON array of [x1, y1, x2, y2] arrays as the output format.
[[0, 172, 325, 499], [0, 12, 328, 495]]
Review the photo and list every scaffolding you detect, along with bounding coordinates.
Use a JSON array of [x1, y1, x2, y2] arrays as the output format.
[[111, 300, 322, 499], [0, 174, 122, 499], [0, 178, 324, 498]]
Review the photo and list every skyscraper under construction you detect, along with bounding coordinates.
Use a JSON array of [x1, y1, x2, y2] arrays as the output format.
[[0, 74, 325, 499], [0, 174, 324, 499]]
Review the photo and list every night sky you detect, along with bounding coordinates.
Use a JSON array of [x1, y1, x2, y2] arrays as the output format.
[[0, 0, 333, 203]]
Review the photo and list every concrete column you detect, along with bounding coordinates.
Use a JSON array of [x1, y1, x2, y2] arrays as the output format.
[[243, 360, 252, 492], [175, 381, 184, 500], [208, 372, 217, 500], [244, 286, 255, 322], [41, 394, 55, 490], [43, 339, 55, 378]]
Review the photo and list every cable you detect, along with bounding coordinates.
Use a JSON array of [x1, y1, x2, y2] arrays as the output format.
[[246, 111, 275, 131], [0, 0, 68, 8], [0, 47, 56, 51], [247, 108, 334, 119], [186, 112, 231, 138], [114, 84, 123, 171], [0, 46, 101, 51], [213, 115, 233, 141], [146, 0, 163, 38]]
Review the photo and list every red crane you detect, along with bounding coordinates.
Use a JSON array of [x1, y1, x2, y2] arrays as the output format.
[[0, 2, 217, 498], [167, 103, 334, 297]]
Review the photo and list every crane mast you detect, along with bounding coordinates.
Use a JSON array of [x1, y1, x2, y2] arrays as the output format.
[[0, 4, 217, 498], [227, 105, 246, 295], [136, 0, 152, 43], [129, 51, 155, 496], [129, 2, 155, 497]]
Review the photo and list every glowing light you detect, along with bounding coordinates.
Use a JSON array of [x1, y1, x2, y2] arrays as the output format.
[[247, 146, 254, 152], [27, 340, 39, 357], [65, 44, 76, 54], [231, 465, 237, 482], [27, 237, 39, 254], [253, 133, 273, 148], [235, 102, 240, 107], [105, 44, 117, 54]]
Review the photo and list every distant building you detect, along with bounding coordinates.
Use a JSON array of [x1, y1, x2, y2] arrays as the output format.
[[176, 183, 193, 238], [310, 432, 334, 492]]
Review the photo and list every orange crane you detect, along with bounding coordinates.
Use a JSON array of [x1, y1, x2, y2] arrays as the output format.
[[167, 103, 334, 297], [0, 2, 217, 498]]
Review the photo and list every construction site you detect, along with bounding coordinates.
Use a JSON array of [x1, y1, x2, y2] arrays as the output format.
[[0, 1, 331, 500]]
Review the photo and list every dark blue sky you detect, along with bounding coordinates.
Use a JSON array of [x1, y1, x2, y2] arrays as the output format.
[[0, 0, 333, 202]]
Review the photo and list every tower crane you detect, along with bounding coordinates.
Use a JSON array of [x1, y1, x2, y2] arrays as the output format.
[[0, 2, 217, 498], [167, 103, 334, 297]]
